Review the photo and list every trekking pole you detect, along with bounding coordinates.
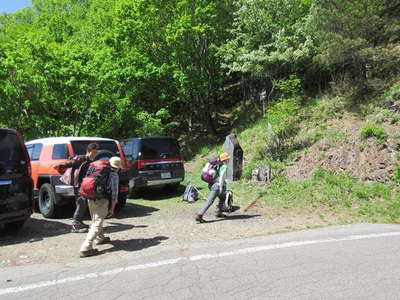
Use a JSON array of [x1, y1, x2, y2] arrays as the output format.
[[243, 194, 263, 212]]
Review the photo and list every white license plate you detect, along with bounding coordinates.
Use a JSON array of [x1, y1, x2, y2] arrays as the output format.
[[161, 172, 171, 179]]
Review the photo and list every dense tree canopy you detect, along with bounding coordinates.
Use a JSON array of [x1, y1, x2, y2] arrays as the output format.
[[0, 0, 399, 145]]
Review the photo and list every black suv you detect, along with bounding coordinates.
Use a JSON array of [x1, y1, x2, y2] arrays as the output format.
[[121, 137, 185, 193], [0, 128, 33, 232]]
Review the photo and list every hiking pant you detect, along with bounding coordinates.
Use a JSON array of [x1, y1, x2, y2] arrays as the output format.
[[72, 188, 88, 225], [198, 183, 226, 216], [80, 198, 109, 252]]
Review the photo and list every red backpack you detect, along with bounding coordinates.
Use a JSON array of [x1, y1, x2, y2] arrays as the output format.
[[79, 160, 111, 199]]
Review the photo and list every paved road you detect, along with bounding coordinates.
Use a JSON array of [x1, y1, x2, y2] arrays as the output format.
[[1, 224, 400, 299]]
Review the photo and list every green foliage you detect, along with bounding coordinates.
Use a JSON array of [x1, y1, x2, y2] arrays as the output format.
[[393, 165, 400, 184], [265, 97, 301, 137], [311, 0, 400, 85], [0, 0, 399, 149], [219, 0, 315, 78], [273, 75, 302, 98], [366, 80, 400, 124], [260, 168, 400, 222], [360, 123, 388, 145]]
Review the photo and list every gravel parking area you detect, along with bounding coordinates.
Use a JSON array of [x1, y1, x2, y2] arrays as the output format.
[[0, 195, 338, 268]]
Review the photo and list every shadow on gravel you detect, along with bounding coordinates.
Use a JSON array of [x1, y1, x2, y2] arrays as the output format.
[[202, 214, 261, 224], [0, 217, 71, 246], [102, 235, 169, 253], [115, 202, 159, 219], [105, 222, 148, 234]]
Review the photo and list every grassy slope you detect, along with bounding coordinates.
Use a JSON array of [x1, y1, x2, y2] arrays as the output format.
[[182, 82, 400, 224]]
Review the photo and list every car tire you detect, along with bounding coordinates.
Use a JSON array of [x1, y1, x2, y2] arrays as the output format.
[[116, 194, 127, 210], [39, 183, 59, 218], [4, 220, 25, 233]]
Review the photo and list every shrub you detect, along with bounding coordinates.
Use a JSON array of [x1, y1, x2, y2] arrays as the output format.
[[360, 123, 387, 145], [393, 165, 400, 184], [265, 97, 301, 138]]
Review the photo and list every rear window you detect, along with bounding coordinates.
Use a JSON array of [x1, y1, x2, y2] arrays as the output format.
[[0, 131, 23, 162], [71, 141, 119, 156], [121, 140, 134, 159], [139, 139, 181, 159]]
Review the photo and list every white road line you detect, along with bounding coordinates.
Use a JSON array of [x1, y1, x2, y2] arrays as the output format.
[[1, 231, 399, 296]]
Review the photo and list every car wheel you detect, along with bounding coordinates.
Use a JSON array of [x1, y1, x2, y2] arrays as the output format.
[[116, 194, 127, 210], [39, 183, 59, 218], [4, 220, 25, 233]]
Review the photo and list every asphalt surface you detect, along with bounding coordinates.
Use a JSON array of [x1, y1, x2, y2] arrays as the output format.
[[1, 223, 400, 299]]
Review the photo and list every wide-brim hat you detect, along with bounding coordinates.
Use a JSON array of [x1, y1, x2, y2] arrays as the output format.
[[219, 152, 231, 161], [109, 156, 122, 169]]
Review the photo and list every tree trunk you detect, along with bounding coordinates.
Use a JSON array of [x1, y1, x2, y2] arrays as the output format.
[[206, 111, 218, 137]]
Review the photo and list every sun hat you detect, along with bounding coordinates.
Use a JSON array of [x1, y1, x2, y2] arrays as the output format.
[[109, 156, 122, 169], [219, 152, 231, 161]]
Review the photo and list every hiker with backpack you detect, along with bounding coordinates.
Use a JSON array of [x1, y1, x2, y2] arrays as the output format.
[[79, 156, 121, 258], [195, 152, 231, 223], [54, 142, 99, 233]]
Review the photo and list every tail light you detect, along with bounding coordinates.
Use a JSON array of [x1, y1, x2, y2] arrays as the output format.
[[137, 160, 146, 169], [27, 163, 32, 177]]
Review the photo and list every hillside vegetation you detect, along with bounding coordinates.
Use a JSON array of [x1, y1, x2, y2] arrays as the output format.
[[185, 80, 400, 224]]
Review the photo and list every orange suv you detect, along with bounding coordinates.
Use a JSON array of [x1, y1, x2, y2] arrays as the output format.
[[25, 137, 130, 218]]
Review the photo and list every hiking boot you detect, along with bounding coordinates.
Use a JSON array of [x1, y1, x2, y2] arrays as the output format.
[[80, 249, 99, 258], [215, 212, 226, 218], [230, 205, 240, 213], [195, 214, 205, 223], [71, 224, 89, 233], [96, 237, 111, 245]]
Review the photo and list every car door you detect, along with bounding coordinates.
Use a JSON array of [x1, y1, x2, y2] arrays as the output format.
[[26, 143, 43, 188]]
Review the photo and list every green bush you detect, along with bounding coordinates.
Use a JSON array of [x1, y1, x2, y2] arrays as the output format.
[[393, 165, 400, 183], [360, 123, 387, 145], [265, 98, 301, 137]]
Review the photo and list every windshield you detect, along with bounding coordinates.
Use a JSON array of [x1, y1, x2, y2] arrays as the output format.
[[71, 141, 119, 156], [139, 138, 181, 159]]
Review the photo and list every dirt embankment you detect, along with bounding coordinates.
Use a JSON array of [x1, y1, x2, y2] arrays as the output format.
[[286, 119, 399, 183]]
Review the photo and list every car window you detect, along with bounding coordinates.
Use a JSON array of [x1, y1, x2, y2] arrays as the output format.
[[0, 130, 23, 162], [122, 140, 133, 159], [26, 144, 34, 160], [139, 139, 181, 159], [71, 141, 119, 156], [26, 143, 43, 161], [33, 143, 43, 160], [52, 144, 69, 159]]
